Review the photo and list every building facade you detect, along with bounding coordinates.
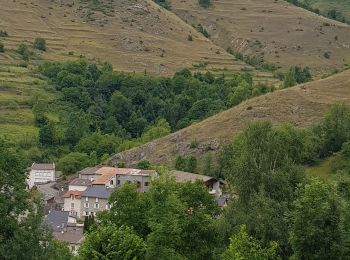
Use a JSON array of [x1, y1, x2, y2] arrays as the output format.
[[80, 186, 112, 217], [27, 163, 56, 189], [63, 191, 82, 218]]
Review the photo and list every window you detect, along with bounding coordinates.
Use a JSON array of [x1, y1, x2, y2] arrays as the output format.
[[94, 203, 99, 209], [95, 198, 99, 203], [110, 180, 114, 185], [83, 211, 86, 216], [145, 182, 149, 187], [85, 197, 88, 202], [84, 203, 89, 208], [106, 204, 110, 210], [71, 203, 74, 209], [137, 181, 141, 188], [117, 180, 121, 185]]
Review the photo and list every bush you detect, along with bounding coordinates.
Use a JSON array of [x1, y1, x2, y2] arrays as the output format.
[[33, 37, 46, 51], [0, 42, 4, 53], [17, 43, 30, 61], [0, 30, 8, 37], [198, 0, 211, 8], [154, 0, 171, 10], [187, 34, 193, 41]]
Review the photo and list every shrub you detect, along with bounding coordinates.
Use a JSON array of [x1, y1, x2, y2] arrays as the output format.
[[17, 43, 30, 61], [198, 0, 211, 8], [33, 37, 46, 51], [0, 42, 4, 53], [154, 0, 171, 10], [187, 34, 193, 41], [137, 160, 151, 169], [0, 30, 8, 37], [324, 52, 331, 59]]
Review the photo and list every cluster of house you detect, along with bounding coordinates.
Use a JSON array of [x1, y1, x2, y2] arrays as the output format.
[[27, 162, 226, 254]]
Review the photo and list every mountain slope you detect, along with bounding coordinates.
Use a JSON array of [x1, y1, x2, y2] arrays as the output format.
[[0, 0, 253, 76], [170, 0, 350, 76], [111, 70, 350, 170]]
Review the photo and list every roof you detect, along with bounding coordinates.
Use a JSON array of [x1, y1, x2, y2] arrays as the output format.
[[78, 165, 103, 175], [170, 170, 216, 184], [53, 231, 84, 244], [81, 186, 113, 199], [31, 163, 55, 171], [69, 178, 92, 186], [92, 167, 156, 185], [63, 190, 82, 199], [46, 210, 69, 232]]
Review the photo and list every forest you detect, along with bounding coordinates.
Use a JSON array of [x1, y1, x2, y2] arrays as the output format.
[[30, 60, 274, 175], [2, 103, 350, 259]]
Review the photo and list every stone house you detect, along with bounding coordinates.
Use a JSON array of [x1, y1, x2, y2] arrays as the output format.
[[80, 186, 112, 217]]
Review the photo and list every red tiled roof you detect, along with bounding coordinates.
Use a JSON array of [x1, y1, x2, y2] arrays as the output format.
[[63, 190, 82, 199]]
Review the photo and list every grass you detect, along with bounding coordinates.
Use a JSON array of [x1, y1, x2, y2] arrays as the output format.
[[0, 124, 38, 141], [305, 157, 335, 182]]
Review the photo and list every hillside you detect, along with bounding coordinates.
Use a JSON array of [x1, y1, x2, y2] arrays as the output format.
[[170, 0, 350, 77], [298, 0, 350, 23], [0, 0, 279, 143], [111, 69, 350, 171], [0, 0, 257, 76]]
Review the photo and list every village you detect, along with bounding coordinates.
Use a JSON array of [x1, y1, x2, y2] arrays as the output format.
[[27, 162, 227, 254]]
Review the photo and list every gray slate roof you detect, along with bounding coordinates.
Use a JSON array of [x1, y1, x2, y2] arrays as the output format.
[[81, 186, 112, 199], [46, 210, 69, 232], [31, 163, 55, 171], [69, 178, 92, 186]]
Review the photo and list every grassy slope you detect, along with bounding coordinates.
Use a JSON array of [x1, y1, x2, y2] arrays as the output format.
[[111, 70, 350, 172], [0, 0, 280, 143], [0, 0, 264, 77], [303, 0, 350, 20], [0, 61, 55, 142], [170, 0, 350, 77]]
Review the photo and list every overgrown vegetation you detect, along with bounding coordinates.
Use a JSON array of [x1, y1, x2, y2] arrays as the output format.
[[33, 59, 273, 175]]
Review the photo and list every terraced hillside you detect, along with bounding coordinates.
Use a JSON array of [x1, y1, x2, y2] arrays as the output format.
[[0, 63, 55, 143], [111, 69, 350, 172], [0, 0, 260, 76], [171, 0, 350, 77]]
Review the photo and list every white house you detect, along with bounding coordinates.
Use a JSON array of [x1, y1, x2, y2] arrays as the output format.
[[63, 191, 82, 218], [27, 163, 56, 189]]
